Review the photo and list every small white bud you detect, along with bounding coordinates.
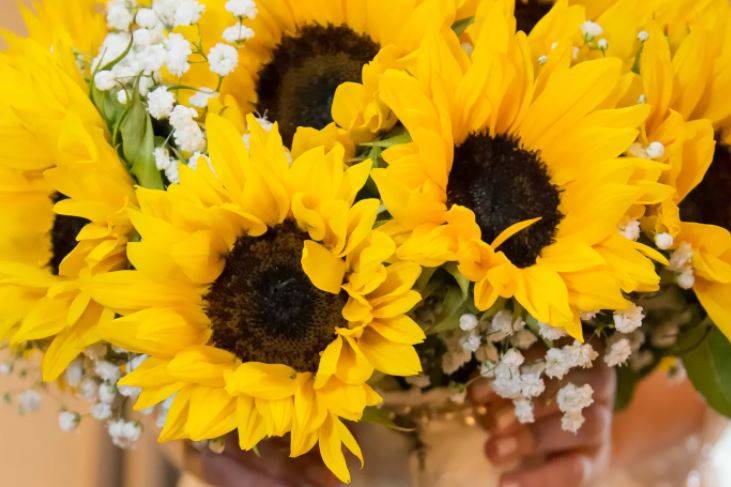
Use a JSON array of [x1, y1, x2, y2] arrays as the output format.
[[637, 31, 649, 42], [646, 141, 665, 160], [655, 232, 674, 250], [459, 313, 479, 331], [597, 38, 608, 50], [59, 411, 80, 432], [94, 71, 117, 91], [537, 54, 548, 65], [581, 20, 603, 39], [208, 43, 239, 76]]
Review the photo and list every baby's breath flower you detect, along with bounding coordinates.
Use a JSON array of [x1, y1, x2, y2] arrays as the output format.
[[208, 43, 239, 76]]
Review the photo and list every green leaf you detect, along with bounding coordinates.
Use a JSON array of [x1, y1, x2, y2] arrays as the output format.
[[680, 324, 731, 417], [360, 130, 411, 149], [90, 87, 127, 129], [361, 406, 414, 433], [452, 16, 475, 36], [119, 87, 164, 189]]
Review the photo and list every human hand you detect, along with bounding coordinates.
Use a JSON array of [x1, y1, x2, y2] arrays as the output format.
[[188, 436, 341, 487], [469, 361, 616, 487]]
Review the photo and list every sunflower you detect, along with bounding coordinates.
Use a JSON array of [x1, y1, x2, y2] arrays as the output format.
[[84, 113, 424, 482], [622, 3, 731, 338], [0, 37, 137, 381], [170, 0, 469, 151], [372, 1, 668, 339]]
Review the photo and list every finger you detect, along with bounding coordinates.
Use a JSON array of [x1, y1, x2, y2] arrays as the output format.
[[499, 451, 593, 487], [468, 377, 499, 404], [215, 436, 341, 487], [485, 404, 611, 464]]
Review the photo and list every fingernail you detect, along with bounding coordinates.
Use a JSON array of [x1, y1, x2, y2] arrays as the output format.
[[495, 436, 518, 458], [494, 409, 515, 431]]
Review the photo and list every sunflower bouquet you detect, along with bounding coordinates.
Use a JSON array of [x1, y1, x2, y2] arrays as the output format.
[[1, 0, 730, 484]]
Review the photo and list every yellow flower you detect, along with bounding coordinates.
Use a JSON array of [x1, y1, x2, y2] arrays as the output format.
[[618, 2, 731, 339], [85, 114, 424, 483], [0, 38, 137, 381], [172, 0, 468, 151], [17, 0, 106, 64], [372, 1, 666, 339]]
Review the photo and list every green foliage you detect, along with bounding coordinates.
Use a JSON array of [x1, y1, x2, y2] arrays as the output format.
[[119, 86, 164, 189], [680, 323, 731, 417]]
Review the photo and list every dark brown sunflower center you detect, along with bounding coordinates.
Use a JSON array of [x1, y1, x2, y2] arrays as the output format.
[[50, 193, 88, 275], [256, 24, 380, 146], [205, 221, 344, 372], [680, 142, 731, 232], [514, 0, 553, 33], [447, 133, 563, 268]]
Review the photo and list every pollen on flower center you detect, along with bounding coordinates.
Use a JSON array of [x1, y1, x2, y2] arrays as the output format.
[[50, 193, 88, 275], [205, 221, 343, 372], [680, 142, 731, 232], [256, 24, 380, 146], [447, 133, 563, 268], [514, 0, 553, 33]]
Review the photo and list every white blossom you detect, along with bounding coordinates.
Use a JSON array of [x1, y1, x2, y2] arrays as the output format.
[[501, 349, 525, 368], [223, 24, 255, 43], [95, 361, 122, 383], [147, 87, 175, 119], [139, 44, 167, 72], [165, 162, 180, 183], [98, 383, 117, 404], [561, 410, 586, 433], [164, 33, 192, 76], [513, 399, 535, 424], [107, 2, 134, 30], [520, 368, 545, 398], [637, 31, 649, 42], [116, 90, 128, 105], [59, 411, 80, 432], [565, 341, 597, 369], [458, 313, 479, 331], [174, 0, 205, 27], [677, 270, 695, 290], [18, 389, 41, 414], [188, 152, 209, 170], [118, 385, 141, 399], [78, 377, 99, 400], [613, 305, 645, 334], [581, 20, 603, 39], [225, 0, 257, 17], [620, 219, 641, 241], [108, 419, 142, 448], [154, 147, 173, 171], [91, 402, 113, 420], [208, 43, 239, 76], [604, 337, 632, 367], [538, 322, 565, 341], [545, 347, 571, 379], [646, 141, 665, 160], [655, 232, 674, 250], [189, 89, 215, 108], [459, 331, 481, 353], [65, 360, 84, 387], [136, 8, 159, 29], [597, 38, 608, 50], [537, 54, 548, 65], [94, 71, 117, 91]]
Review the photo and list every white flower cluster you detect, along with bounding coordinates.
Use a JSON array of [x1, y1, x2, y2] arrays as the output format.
[[223, 0, 257, 43], [544, 340, 597, 379], [613, 305, 645, 334], [557, 383, 594, 433], [669, 242, 695, 289], [56, 346, 152, 447], [482, 349, 546, 426], [604, 336, 632, 367]]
